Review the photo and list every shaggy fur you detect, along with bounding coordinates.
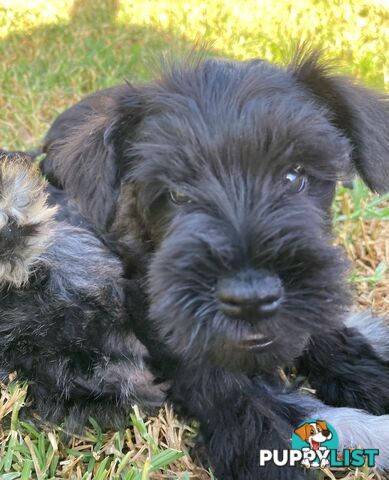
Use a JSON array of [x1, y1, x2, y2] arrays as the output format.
[[0, 153, 164, 430], [29, 50, 389, 477], [345, 311, 389, 361], [0, 152, 56, 287], [298, 316, 389, 415]]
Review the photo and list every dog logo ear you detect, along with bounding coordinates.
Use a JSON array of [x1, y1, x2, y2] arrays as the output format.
[[289, 49, 389, 193], [316, 420, 328, 431], [294, 423, 310, 441]]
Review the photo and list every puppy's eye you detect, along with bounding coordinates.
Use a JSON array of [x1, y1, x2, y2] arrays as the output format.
[[283, 165, 307, 193], [169, 191, 192, 205]]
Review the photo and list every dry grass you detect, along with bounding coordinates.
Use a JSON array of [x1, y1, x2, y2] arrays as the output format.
[[0, 0, 388, 479], [335, 185, 389, 314]]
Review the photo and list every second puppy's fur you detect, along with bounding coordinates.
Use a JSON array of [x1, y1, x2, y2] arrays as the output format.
[[0, 152, 164, 430]]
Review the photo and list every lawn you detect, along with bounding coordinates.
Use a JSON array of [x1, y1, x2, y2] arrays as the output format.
[[0, 0, 388, 478]]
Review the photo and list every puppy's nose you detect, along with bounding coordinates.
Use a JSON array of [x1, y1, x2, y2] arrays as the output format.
[[0, 219, 28, 256], [217, 269, 283, 321]]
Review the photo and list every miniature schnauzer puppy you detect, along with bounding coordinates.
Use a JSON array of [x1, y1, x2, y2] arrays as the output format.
[[0, 152, 164, 430], [18, 50, 389, 477]]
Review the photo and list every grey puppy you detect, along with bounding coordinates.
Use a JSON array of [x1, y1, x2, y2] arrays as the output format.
[[0, 151, 165, 431]]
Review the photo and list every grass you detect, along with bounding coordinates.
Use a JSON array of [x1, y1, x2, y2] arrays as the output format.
[[0, 0, 388, 478], [0, 384, 200, 479]]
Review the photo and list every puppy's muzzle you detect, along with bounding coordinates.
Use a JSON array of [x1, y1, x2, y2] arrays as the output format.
[[0, 219, 34, 257], [217, 269, 283, 322]]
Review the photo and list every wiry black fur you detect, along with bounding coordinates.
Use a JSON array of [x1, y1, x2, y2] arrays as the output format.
[[298, 325, 389, 415], [21, 51, 389, 477]]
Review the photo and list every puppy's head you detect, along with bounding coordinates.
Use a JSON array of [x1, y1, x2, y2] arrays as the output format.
[[48, 50, 389, 372], [135, 58, 352, 371], [0, 151, 56, 287]]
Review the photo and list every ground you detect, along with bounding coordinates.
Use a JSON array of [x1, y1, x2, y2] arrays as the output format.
[[0, 1, 388, 479]]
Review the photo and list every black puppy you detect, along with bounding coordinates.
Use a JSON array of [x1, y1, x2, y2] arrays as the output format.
[[0, 152, 164, 431], [35, 51, 389, 477]]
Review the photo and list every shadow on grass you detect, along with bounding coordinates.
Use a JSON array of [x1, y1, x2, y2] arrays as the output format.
[[0, 0, 215, 148], [70, 0, 120, 26]]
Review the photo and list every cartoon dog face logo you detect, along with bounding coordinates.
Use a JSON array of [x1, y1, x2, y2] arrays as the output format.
[[292, 419, 339, 469], [294, 420, 332, 450]]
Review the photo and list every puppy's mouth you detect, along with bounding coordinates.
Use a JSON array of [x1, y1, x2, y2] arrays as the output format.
[[238, 333, 274, 351]]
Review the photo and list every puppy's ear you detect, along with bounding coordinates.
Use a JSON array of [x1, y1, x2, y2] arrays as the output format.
[[42, 85, 144, 231], [290, 51, 389, 193], [294, 423, 310, 441]]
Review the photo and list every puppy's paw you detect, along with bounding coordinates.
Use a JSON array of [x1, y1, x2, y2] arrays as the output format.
[[0, 152, 56, 286], [298, 322, 389, 415]]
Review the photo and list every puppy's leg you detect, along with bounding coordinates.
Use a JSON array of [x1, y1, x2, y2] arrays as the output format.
[[171, 367, 389, 477], [71, 359, 165, 409], [8, 286, 163, 430], [15, 346, 165, 431], [296, 312, 389, 414], [169, 368, 308, 480], [345, 312, 389, 361]]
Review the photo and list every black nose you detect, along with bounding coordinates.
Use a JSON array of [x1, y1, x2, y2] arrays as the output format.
[[217, 269, 283, 321]]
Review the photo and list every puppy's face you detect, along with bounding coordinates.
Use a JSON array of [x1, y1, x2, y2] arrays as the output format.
[[0, 153, 56, 287], [127, 60, 352, 371]]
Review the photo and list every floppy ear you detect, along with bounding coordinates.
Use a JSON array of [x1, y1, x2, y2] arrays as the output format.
[[41, 85, 144, 231], [316, 420, 328, 431], [294, 423, 310, 441], [290, 51, 389, 193]]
